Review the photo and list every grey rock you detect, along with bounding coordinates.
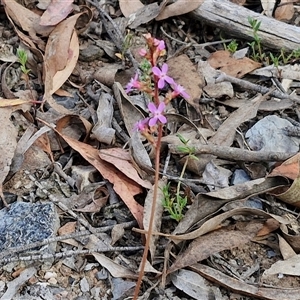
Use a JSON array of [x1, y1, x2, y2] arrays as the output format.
[[79, 45, 104, 62], [0, 201, 60, 258], [245, 115, 300, 153]]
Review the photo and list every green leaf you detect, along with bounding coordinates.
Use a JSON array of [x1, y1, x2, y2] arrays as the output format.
[[190, 154, 199, 161], [177, 133, 189, 145], [177, 145, 190, 154]]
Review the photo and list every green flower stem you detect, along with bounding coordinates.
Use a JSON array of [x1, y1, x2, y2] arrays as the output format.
[[257, 36, 263, 60], [176, 154, 189, 197]]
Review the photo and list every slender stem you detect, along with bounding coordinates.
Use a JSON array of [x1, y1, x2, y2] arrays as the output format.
[[153, 75, 159, 106], [176, 154, 189, 197], [258, 40, 263, 60], [133, 124, 163, 299]]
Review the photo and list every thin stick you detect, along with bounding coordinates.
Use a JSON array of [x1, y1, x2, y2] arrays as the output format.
[[169, 143, 295, 162], [0, 246, 144, 265], [216, 73, 300, 103]]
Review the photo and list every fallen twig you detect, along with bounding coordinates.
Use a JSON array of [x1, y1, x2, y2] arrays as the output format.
[[215, 73, 300, 103], [0, 220, 137, 260], [169, 143, 296, 162], [0, 246, 144, 265]]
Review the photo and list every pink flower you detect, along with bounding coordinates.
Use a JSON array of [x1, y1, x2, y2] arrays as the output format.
[[148, 102, 167, 126], [152, 63, 174, 89], [153, 39, 165, 51], [134, 118, 149, 132], [139, 48, 147, 57], [171, 83, 190, 99], [126, 73, 141, 93]]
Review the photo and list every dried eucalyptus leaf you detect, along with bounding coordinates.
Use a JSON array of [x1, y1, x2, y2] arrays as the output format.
[[113, 82, 145, 137], [91, 93, 115, 145]]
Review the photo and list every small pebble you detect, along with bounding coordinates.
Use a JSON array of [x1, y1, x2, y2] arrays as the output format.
[[48, 277, 57, 285], [96, 268, 108, 280], [91, 287, 101, 300], [84, 263, 98, 271], [80, 277, 89, 293], [44, 271, 57, 280], [0, 281, 6, 292]]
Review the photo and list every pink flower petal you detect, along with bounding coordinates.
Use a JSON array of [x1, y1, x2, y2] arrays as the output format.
[[133, 118, 149, 131], [181, 90, 190, 99], [149, 117, 158, 127], [161, 63, 168, 74], [157, 102, 165, 112], [152, 66, 161, 76], [171, 83, 190, 99], [125, 81, 134, 93], [153, 38, 160, 46], [158, 40, 165, 51], [125, 73, 140, 93], [158, 115, 167, 124], [148, 102, 156, 113], [158, 78, 165, 89], [165, 76, 174, 85], [139, 48, 147, 56]]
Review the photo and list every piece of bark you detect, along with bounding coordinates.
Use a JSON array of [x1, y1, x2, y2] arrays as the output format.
[[191, 0, 300, 52]]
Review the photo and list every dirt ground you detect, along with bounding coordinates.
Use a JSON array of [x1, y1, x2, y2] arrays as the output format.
[[1, 0, 300, 299]]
